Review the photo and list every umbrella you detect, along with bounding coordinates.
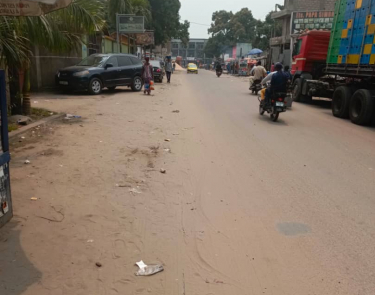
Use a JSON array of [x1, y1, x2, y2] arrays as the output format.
[[0, 0, 72, 16], [248, 48, 263, 55]]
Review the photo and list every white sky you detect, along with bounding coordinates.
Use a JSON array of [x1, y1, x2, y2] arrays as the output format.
[[180, 0, 284, 38]]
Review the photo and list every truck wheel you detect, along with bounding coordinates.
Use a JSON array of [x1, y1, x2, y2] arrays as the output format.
[[292, 78, 303, 102], [332, 86, 351, 118], [349, 89, 374, 125]]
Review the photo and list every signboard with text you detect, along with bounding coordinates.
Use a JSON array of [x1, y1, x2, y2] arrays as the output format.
[[136, 32, 155, 46], [291, 11, 334, 34], [119, 15, 145, 33]]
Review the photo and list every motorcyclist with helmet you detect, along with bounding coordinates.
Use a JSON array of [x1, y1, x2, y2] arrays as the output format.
[[216, 63, 222, 72], [216, 62, 223, 77], [264, 62, 288, 106]]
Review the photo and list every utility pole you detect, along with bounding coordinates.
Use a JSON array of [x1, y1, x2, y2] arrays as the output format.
[[116, 13, 120, 53]]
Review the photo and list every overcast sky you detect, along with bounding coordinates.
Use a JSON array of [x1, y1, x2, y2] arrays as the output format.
[[179, 0, 284, 39]]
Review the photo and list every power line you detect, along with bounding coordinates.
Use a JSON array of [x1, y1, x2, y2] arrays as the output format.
[[190, 22, 210, 27]]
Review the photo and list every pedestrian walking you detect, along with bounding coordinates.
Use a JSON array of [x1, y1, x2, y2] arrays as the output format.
[[165, 57, 173, 83], [142, 57, 154, 95], [172, 62, 176, 74]]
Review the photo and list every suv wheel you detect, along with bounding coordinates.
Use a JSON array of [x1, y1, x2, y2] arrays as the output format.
[[131, 76, 143, 91], [89, 78, 102, 95]]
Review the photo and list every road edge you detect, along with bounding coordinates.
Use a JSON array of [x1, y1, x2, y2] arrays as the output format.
[[8, 113, 65, 139]]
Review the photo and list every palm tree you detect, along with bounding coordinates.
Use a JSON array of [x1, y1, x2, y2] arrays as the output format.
[[0, 0, 105, 115], [107, 0, 151, 27]]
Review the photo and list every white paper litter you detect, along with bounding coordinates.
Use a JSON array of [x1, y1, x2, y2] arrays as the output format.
[[135, 260, 164, 276], [129, 188, 142, 194], [136, 260, 147, 270]]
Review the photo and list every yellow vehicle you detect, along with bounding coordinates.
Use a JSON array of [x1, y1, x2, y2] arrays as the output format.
[[187, 63, 198, 74]]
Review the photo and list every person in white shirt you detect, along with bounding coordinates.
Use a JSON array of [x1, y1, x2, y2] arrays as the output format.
[[249, 61, 267, 88]]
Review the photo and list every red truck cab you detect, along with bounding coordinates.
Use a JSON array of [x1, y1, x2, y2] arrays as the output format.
[[291, 30, 331, 77]]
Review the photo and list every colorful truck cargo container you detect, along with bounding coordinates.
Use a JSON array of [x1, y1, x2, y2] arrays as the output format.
[[327, 0, 375, 65], [291, 0, 375, 126]]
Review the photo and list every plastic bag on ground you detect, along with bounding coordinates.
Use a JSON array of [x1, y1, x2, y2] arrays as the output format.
[[135, 260, 164, 276]]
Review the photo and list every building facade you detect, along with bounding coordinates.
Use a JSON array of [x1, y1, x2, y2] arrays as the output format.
[[270, 0, 336, 66], [171, 39, 208, 66]]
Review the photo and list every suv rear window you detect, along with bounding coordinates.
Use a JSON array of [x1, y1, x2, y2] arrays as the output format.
[[130, 57, 143, 65]]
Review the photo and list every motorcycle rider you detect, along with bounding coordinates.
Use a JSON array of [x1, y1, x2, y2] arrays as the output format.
[[260, 69, 277, 102], [216, 63, 223, 73], [264, 62, 288, 106], [249, 61, 267, 89], [283, 65, 293, 81]]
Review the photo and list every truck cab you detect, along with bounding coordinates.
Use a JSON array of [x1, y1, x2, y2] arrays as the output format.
[[291, 31, 332, 102], [292, 30, 331, 79]]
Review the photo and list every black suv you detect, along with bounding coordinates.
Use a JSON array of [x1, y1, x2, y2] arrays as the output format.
[[56, 54, 143, 94]]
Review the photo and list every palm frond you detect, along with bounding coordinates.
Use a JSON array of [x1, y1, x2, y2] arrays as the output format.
[[0, 17, 30, 67]]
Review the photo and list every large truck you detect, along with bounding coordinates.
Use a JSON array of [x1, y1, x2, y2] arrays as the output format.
[[291, 0, 375, 125]]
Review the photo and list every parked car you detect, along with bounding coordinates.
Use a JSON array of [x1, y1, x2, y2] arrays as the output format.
[[150, 60, 165, 83], [56, 53, 143, 95], [187, 63, 198, 74]]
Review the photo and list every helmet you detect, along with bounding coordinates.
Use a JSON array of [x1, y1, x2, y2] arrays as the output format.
[[275, 62, 283, 71]]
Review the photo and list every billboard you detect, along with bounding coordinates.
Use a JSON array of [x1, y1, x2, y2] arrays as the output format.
[[118, 15, 144, 33], [291, 11, 334, 34], [136, 32, 155, 46]]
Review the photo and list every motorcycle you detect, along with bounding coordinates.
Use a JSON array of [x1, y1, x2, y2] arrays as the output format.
[[216, 70, 223, 77], [258, 85, 287, 122], [250, 79, 262, 94]]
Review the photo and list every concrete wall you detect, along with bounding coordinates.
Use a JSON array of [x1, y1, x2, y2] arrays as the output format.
[[30, 47, 82, 91], [103, 39, 114, 54], [271, 47, 281, 64], [286, 0, 336, 11], [236, 43, 252, 58], [121, 45, 129, 54], [103, 38, 130, 54]]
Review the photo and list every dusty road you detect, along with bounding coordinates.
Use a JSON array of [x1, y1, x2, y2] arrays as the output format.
[[1, 68, 375, 295]]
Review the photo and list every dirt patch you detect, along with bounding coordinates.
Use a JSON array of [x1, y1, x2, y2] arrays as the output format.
[[30, 107, 56, 121], [149, 145, 159, 156], [39, 148, 64, 157]]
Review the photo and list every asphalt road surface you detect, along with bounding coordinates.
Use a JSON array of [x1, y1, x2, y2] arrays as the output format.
[[172, 70, 375, 295], [2, 68, 375, 295]]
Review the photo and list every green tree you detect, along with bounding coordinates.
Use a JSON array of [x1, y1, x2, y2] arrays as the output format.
[[206, 10, 235, 58], [107, 0, 151, 32], [229, 8, 257, 44], [253, 11, 282, 50], [208, 10, 233, 38], [206, 8, 284, 56], [204, 37, 221, 58], [176, 20, 190, 46], [149, 0, 189, 45]]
